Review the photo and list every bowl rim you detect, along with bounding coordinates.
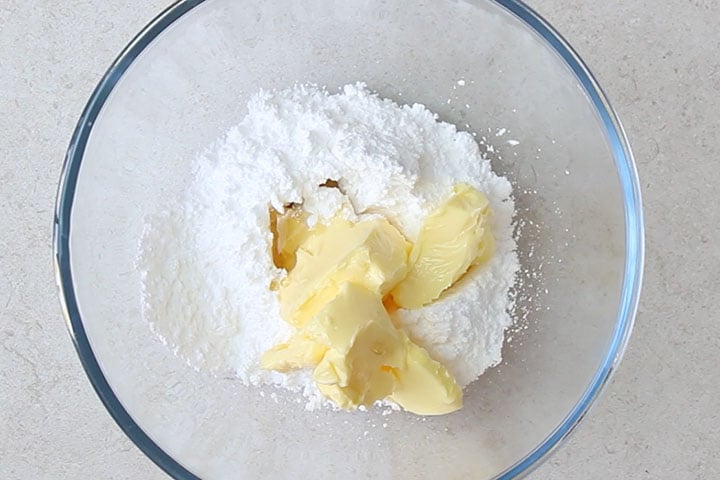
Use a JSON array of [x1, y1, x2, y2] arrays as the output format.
[[53, 1, 644, 479]]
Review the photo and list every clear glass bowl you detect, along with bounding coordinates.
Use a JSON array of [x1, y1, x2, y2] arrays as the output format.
[[54, 0, 643, 478]]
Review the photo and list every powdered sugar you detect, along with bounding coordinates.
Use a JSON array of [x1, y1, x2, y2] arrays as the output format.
[[138, 83, 519, 410]]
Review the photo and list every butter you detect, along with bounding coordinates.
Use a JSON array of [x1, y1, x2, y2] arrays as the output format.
[[389, 339, 463, 415], [261, 333, 328, 372], [270, 206, 314, 271], [310, 283, 406, 408], [262, 184, 494, 415], [278, 216, 410, 327], [391, 184, 494, 309], [309, 284, 462, 414], [264, 282, 462, 414]]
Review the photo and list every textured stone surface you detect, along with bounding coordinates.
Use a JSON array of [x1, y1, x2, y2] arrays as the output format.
[[1, 0, 718, 478]]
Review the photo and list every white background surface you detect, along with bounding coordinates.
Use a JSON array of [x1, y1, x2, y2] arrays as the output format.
[[1, 0, 719, 479]]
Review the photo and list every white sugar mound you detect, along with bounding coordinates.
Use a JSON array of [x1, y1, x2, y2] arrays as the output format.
[[138, 83, 519, 410]]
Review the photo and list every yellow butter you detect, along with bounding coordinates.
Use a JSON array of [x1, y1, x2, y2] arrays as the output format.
[[389, 339, 463, 415], [270, 206, 314, 271], [262, 184, 495, 415], [278, 216, 410, 327], [309, 283, 405, 408], [260, 333, 328, 372], [266, 282, 463, 414], [391, 184, 494, 309]]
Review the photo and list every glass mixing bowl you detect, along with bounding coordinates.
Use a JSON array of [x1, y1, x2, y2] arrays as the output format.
[[54, 0, 643, 478]]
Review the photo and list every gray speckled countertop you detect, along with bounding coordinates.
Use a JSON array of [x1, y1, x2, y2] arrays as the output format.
[[2, 1, 719, 478]]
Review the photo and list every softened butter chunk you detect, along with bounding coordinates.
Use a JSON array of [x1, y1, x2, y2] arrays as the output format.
[[263, 282, 463, 414], [391, 183, 494, 309], [263, 186, 491, 415], [270, 206, 314, 271], [307, 284, 462, 414], [389, 339, 463, 415], [309, 283, 405, 408], [279, 216, 410, 327], [260, 333, 328, 372]]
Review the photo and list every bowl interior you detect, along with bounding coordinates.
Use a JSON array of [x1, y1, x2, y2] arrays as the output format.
[[61, 0, 633, 478]]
